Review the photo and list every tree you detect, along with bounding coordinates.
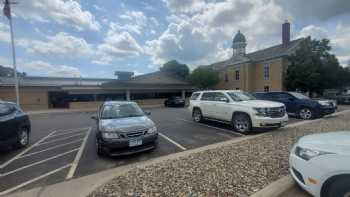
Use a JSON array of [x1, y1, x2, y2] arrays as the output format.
[[160, 60, 190, 79], [285, 37, 350, 95], [189, 67, 219, 89], [0, 65, 26, 77]]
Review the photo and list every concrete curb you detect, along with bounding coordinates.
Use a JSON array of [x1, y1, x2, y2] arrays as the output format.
[[250, 175, 295, 197]]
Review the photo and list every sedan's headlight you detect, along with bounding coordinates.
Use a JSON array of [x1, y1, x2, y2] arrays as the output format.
[[295, 146, 334, 161], [254, 107, 269, 117], [318, 100, 330, 106], [101, 132, 119, 139], [148, 126, 157, 134]]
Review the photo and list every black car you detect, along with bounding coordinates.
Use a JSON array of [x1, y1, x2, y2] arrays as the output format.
[[0, 102, 31, 149], [92, 101, 158, 156], [254, 92, 337, 120], [164, 96, 185, 107]]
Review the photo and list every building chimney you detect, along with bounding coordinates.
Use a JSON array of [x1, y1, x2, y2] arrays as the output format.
[[282, 20, 290, 46]]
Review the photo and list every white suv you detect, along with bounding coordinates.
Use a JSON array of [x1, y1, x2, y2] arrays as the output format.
[[189, 90, 288, 134]]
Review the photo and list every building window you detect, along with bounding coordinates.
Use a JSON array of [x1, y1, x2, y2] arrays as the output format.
[[264, 64, 270, 80], [236, 87, 240, 90], [235, 70, 240, 80], [264, 86, 270, 92], [225, 73, 228, 82]]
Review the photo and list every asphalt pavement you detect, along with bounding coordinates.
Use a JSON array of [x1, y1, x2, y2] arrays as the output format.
[[0, 105, 349, 195]]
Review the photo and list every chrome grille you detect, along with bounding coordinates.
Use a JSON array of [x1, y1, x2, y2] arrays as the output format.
[[267, 107, 285, 118], [126, 129, 147, 138]]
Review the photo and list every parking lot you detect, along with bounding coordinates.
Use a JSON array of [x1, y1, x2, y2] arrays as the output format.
[[0, 105, 349, 195]]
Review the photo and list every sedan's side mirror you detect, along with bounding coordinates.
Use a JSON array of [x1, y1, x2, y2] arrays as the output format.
[[144, 111, 151, 116], [91, 116, 98, 120]]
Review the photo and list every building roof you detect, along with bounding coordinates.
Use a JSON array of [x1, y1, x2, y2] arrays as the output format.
[[102, 71, 195, 89], [210, 38, 304, 70], [0, 76, 116, 87]]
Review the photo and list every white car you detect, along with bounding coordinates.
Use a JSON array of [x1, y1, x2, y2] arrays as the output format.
[[189, 90, 288, 134], [289, 132, 350, 197]]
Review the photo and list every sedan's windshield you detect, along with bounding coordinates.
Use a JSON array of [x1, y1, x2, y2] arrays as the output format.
[[101, 103, 144, 119], [289, 92, 310, 100], [227, 92, 256, 101]]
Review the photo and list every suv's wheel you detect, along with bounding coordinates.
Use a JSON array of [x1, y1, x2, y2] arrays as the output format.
[[299, 108, 313, 120], [15, 128, 29, 148], [232, 113, 252, 134], [324, 176, 350, 197], [192, 108, 203, 123]]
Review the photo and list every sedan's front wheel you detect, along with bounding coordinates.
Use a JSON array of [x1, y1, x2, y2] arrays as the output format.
[[15, 128, 29, 148], [299, 108, 313, 120], [324, 176, 350, 197]]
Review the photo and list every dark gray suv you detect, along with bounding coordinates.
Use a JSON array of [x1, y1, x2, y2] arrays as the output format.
[[92, 101, 158, 156]]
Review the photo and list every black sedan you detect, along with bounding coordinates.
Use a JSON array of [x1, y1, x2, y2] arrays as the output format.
[[164, 96, 185, 107], [0, 102, 31, 149]]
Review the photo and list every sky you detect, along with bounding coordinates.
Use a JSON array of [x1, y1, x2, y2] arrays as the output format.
[[0, 0, 349, 78]]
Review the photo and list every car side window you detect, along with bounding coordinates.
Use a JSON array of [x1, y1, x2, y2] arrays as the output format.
[[278, 93, 293, 100], [190, 93, 200, 100], [200, 92, 215, 101], [213, 92, 229, 102]]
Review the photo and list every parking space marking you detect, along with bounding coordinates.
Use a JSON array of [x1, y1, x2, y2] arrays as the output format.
[[19, 139, 83, 159], [49, 128, 89, 137], [66, 127, 91, 180], [37, 132, 86, 146], [0, 164, 72, 196], [1, 148, 79, 177], [159, 132, 187, 151], [53, 127, 90, 134], [0, 130, 57, 169], [177, 118, 245, 137]]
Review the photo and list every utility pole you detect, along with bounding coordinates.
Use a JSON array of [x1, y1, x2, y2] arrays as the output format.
[[3, 0, 19, 105]]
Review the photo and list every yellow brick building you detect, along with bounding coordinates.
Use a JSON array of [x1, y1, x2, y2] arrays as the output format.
[[211, 21, 304, 92]]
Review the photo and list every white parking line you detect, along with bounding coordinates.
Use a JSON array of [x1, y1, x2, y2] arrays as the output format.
[[0, 163, 72, 196], [53, 127, 90, 134], [0, 130, 57, 169], [159, 132, 187, 151], [37, 133, 85, 146], [177, 118, 245, 137], [19, 139, 83, 159], [1, 148, 79, 177], [66, 127, 91, 179], [49, 128, 88, 138]]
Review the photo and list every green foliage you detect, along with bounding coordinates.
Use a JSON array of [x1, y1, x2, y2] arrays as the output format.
[[160, 60, 190, 79], [285, 37, 350, 94], [0, 65, 26, 77], [189, 67, 220, 89]]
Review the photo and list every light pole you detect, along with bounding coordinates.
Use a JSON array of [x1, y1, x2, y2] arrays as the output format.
[[3, 0, 19, 105]]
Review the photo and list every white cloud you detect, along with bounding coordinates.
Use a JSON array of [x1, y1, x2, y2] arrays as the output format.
[[163, 0, 206, 13], [20, 32, 94, 56], [22, 61, 81, 77], [13, 0, 101, 31], [297, 25, 328, 39], [93, 22, 144, 65], [118, 11, 148, 35], [147, 0, 290, 67], [0, 22, 10, 43]]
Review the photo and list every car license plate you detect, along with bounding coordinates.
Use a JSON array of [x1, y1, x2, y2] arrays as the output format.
[[129, 138, 142, 147]]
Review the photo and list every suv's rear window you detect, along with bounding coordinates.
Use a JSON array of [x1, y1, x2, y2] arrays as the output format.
[[190, 93, 200, 100]]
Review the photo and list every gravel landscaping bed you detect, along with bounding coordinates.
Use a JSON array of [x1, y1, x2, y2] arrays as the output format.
[[89, 112, 350, 197]]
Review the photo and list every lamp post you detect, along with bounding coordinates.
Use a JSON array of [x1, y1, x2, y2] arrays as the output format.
[[3, 0, 19, 105]]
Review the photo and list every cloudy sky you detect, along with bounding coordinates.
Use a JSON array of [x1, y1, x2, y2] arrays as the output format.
[[0, 0, 349, 78]]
